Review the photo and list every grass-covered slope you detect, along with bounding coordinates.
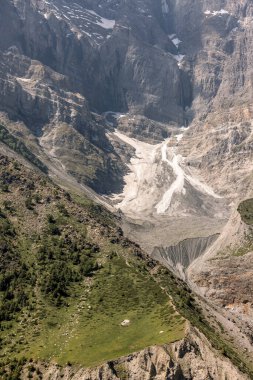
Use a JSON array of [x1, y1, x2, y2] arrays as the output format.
[[0, 125, 48, 174], [238, 199, 253, 225], [0, 154, 185, 375], [234, 199, 253, 256]]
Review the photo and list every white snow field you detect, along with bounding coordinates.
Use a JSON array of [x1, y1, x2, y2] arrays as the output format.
[[110, 128, 221, 218], [112, 130, 162, 215], [204, 9, 229, 16], [40, 1, 115, 43], [155, 141, 185, 214]]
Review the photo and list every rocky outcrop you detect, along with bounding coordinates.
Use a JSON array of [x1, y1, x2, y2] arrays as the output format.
[[188, 209, 253, 349], [115, 114, 173, 143], [0, 0, 190, 124], [179, 117, 253, 200], [20, 327, 249, 380], [0, 46, 125, 194]]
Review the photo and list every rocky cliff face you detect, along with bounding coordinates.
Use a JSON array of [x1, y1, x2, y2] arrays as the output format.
[[1, 0, 253, 195], [0, 33, 124, 193], [1, 0, 253, 122], [175, 0, 253, 199], [0, 0, 188, 124], [188, 207, 253, 353], [0, 0, 193, 194], [167, 0, 253, 120]]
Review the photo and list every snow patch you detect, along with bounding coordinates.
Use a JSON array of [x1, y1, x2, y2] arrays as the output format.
[[204, 9, 229, 17], [109, 126, 221, 217], [40, 2, 115, 43], [161, 0, 169, 14], [155, 142, 185, 214], [88, 10, 115, 29], [169, 34, 182, 47], [173, 54, 185, 68], [173, 54, 185, 62], [104, 111, 127, 119], [110, 130, 160, 215], [112, 122, 224, 217]]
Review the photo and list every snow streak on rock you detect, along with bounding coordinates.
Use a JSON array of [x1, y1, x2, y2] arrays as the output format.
[[40, 0, 115, 43], [169, 34, 182, 48], [161, 0, 169, 15], [155, 141, 185, 214], [204, 9, 229, 17], [111, 130, 160, 216]]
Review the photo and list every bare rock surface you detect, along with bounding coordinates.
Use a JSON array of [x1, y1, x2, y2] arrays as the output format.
[[188, 210, 253, 350]]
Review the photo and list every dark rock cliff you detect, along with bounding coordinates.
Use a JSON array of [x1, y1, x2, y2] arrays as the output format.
[[0, 0, 252, 193]]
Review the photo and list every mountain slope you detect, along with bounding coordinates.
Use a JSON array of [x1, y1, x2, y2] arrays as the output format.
[[0, 155, 252, 379], [1, 0, 253, 379], [0, 154, 185, 368], [188, 202, 253, 355]]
